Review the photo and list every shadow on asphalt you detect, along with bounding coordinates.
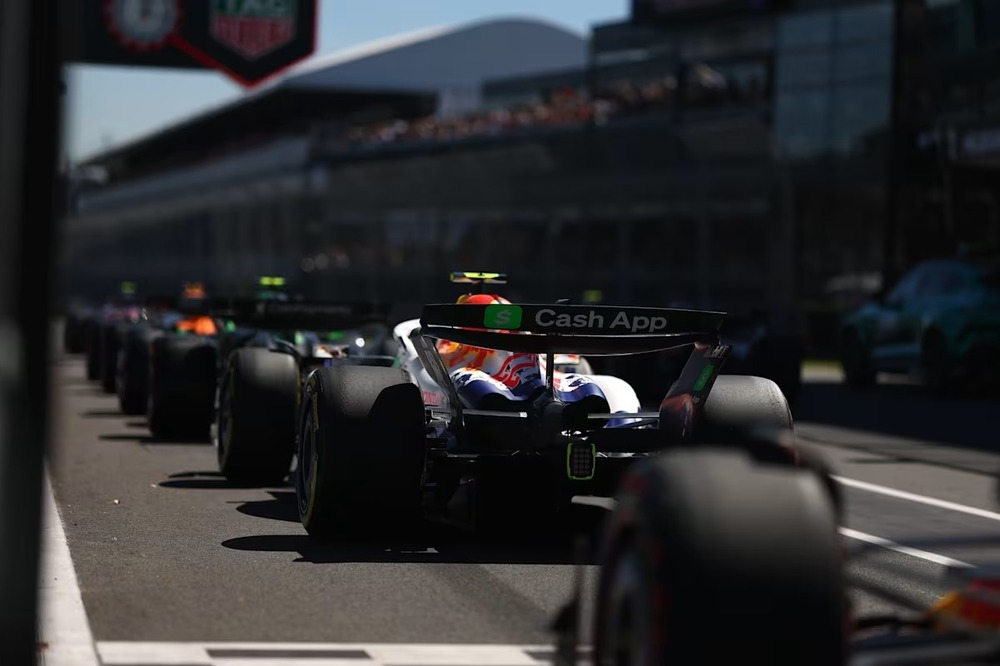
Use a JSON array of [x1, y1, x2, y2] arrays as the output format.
[[221, 484, 608, 565], [220, 525, 603, 566], [157, 470, 289, 490], [233, 491, 298, 522]]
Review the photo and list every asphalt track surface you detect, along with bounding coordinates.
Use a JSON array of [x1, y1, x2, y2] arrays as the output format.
[[47, 356, 1000, 660]]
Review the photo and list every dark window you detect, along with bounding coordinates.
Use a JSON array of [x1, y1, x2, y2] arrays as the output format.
[[777, 9, 834, 51], [775, 51, 832, 88], [830, 82, 891, 156], [834, 2, 894, 43], [834, 42, 892, 82], [774, 89, 832, 158]]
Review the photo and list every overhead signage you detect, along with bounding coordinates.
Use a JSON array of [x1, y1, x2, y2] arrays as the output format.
[[71, 0, 318, 88]]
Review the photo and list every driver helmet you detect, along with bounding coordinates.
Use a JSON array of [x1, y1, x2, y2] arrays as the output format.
[[456, 293, 510, 306], [437, 293, 512, 361]]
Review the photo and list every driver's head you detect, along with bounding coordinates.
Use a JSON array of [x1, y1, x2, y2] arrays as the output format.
[[456, 293, 510, 305]]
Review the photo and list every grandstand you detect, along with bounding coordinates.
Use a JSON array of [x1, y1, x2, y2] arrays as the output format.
[[68, 2, 961, 349]]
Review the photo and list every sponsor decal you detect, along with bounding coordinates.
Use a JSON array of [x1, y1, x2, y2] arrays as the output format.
[[483, 304, 523, 329], [534, 308, 668, 333], [211, 0, 296, 60], [104, 0, 181, 52], [421, 390, 443, 406]]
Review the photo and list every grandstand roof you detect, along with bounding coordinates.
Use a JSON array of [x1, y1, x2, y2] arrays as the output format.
[[278, 17, 587, 92], [79, 17, 587, 170]]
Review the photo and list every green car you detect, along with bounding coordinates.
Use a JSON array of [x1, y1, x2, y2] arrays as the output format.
[[840, 257, 1000, 391]]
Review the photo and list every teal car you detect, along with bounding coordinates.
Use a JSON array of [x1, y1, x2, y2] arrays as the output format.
[[840, 257, 1000, 391]]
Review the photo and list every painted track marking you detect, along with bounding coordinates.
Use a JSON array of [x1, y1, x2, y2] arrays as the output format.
[[840, 528, 972, 568], [38, 467, 100, 665], [836, 476, 1000, 522]]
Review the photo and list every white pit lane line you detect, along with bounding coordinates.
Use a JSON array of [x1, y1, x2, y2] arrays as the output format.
[[38, 467, 100, 665], [835, 475, 1000, 523], [839, 528, 972, 568], [835, 475, 1000, 569]]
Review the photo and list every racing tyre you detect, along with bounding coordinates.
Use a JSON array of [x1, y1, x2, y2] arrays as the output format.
[[85, 321, 103, 381], [296, 365, 426, 539], [593, 448, 846, 666], [118, 327, 157, 415], [697, 375, 841, 517], [147, 336, 217, 440], [99, 323, 124, 394], [695, 374, 793, 448], [217, 348, 299, 486]]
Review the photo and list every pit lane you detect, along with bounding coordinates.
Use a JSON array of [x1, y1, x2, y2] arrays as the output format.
[[46, 357, 1000, 650]]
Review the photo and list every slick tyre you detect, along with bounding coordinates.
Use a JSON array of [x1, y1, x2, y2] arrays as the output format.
[[85, 321, 103, 381], [217, 348, 299, 486], [696, 375, 841, 518], [118, 327, 157, 415], [100, 323, 124, 394], [296, 365, 426, 540], [147, 336, 216, 440], [594, 449, 846, 666], [695, 374, 793, 448]]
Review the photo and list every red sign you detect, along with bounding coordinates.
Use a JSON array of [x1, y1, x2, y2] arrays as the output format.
[[210, 0, 297, 60]]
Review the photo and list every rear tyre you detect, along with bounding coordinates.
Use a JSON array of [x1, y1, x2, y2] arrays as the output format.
[[147, 336, 217, 440], [296, 365, 426, 539], [594, 449, 846, 666], [85, 321, 103, 381], [695, 374, 792, 449], [118, 327, 156, 415], [696, 375, 841, 517], [217, 348, 299, 486], [100, 323, 124, 394]]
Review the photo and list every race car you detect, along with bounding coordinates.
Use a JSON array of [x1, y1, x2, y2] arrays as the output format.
[[83, 282, 143, 389], [114, 284, 222, 420], [212, 298, 394, 485], [293, 272, 820, 539]]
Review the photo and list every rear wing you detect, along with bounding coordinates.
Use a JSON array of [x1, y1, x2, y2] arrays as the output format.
[[419, 303, 725, 355], [216, 299, 390, 331]]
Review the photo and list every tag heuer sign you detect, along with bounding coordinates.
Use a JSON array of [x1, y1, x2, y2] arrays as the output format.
[[211, 0, 296, 60], [72, 0, 317, 88], [104, 0, 181, 52]]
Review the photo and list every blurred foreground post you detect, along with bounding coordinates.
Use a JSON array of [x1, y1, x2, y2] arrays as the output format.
[[0, 0, 64, 661]]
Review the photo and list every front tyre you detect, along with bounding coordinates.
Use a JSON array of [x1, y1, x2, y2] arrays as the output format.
[[296, 365, 426, 540]]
